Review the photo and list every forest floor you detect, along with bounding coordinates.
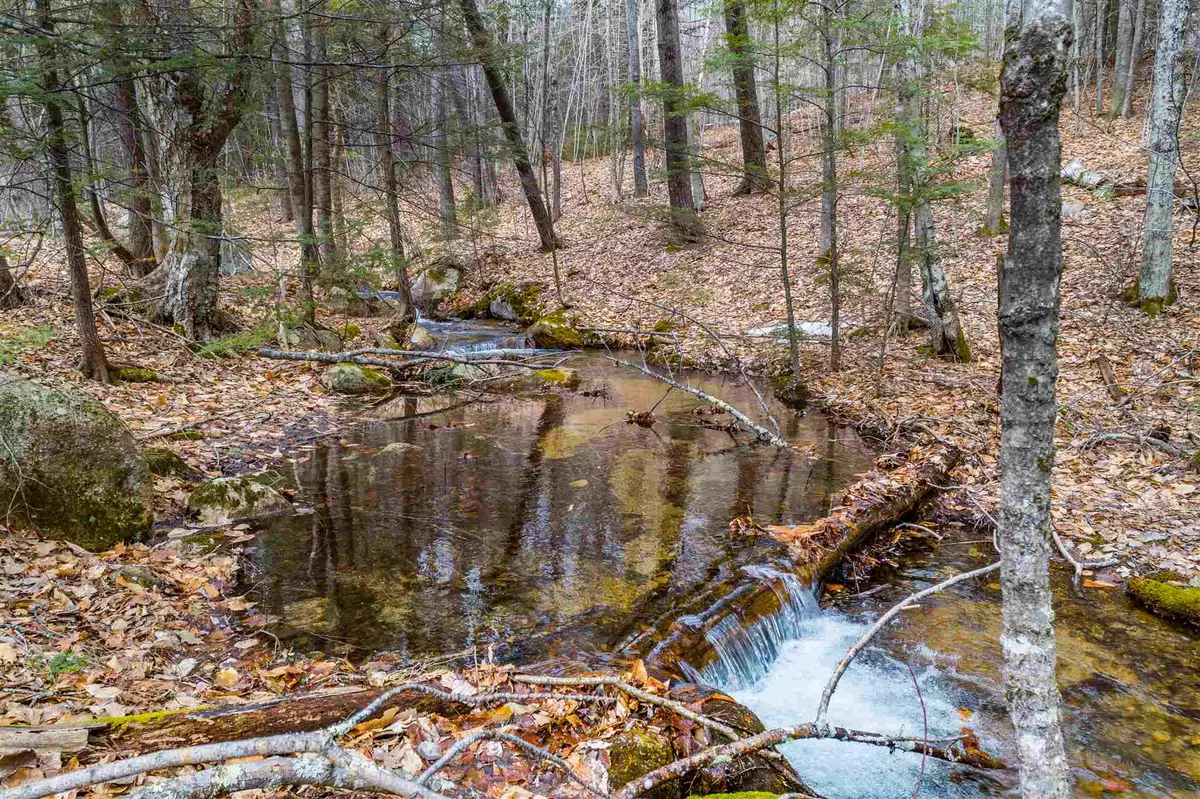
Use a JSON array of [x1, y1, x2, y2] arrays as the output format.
[[0, 87, 1197, 756]]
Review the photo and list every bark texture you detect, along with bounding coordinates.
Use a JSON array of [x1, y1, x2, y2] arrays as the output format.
[[36, 0, 109, 381], [626, 0, 648, 197], [724, 0, 769, 194], [655, 0, 701, 241], [375, 24, 415, 323], [1109, 0, 1134, 115], [459, 0, 557, 251], [985, 121, 1007, 234], [1137, 0, 1190, 313], [1094, 0, 1108, 114], [997, 7, 1073, 799]]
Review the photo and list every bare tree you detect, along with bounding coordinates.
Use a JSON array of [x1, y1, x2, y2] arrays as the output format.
[[996, 0, 1073, 795], [627, 0, 649, 197], [1094, 0, 1108, 113], [1136, 0, 1190, 313], [724, 0, 770, 194], [375, 22, 416, 323], [1109, 0, 1134, 115], [0, 254, 26, 310], [655, 0, 701, 241]]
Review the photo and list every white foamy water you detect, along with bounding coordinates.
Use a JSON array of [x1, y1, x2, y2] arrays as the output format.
[[724, 611, 999, 799]]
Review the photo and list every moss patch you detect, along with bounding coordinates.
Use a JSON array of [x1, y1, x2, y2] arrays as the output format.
[[527, 308, 585, 348], [144, 447, 190, 477], [533, 368, 582, 389], [1128, 575, 1200, 625], [321, 363, 392, 395], [110, 366, 164, 383], [609, 729, 679, 799]]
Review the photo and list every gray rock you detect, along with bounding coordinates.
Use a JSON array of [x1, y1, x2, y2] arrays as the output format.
[[320, 364, 392, 395], [415, 741, 442, 762], [407, 325, 436, 351], [0, 373, 154, 550], [410, 257, 462, 313], [488, 298, 518, 321], [187, 477, 293, 526], [1062, 198, 1086, 218], [286, 326, 343, 353]]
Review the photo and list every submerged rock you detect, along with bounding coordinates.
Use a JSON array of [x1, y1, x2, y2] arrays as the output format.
[[187, 477, 292, 525], [321, 364, 392, 395], [488, 367, 582, 394], [0, 373, 154, 550]]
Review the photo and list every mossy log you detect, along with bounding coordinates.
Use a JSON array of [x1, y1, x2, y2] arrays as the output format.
[[1127, 574, 1200, 626], [637, 449, 961, 677]]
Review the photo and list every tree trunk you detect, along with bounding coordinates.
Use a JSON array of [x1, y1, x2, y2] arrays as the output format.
[[1137, 0, 1189, 312], [312, 5, 337, 268], [272, 0, 317, 325], [773, 12, 800, 378], [331, 112, 349, 259], [895, 126, 914, 325], [459, 0, 557, 251], [914, 201, 971, 360], [375, 23, 415, 323], [997, 5, 1073, 798], [724, 0, 769, 194], [627, 0, 649, 197], [655, 0, 700, 242], [1110, 0, 1134, 115], [36, 0, 108, 381], [0, 254, 26, 310], [1119, 0, 1147, 117], [1094, 0, 1108, 113], [820, 0, 840, 371], [432, 69, 458, 238], [264, 83, 294, 223], [109, 4, 155, 277]]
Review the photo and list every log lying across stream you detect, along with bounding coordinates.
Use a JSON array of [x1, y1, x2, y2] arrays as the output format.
[[629, 448, 962, 678]]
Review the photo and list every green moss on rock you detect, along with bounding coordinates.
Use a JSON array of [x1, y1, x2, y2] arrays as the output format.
[[1128, 574, 1200, 625], [0, 374, 154, 550], [609, 729, 680, 799], [321, 363, 392, 395], [187, 477, 293, 525], [144, 447, 191, 478], [526, 309, 585, 349]]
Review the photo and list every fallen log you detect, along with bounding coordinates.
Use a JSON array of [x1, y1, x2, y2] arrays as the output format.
[[1061, 158, 1198, 209], [635, 448, 962, 678]]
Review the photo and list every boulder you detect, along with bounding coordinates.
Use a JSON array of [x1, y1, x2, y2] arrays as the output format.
[[143, 446, 192, 478], [608, 728, 680, 799], [321, 364, 392, 395], [187, 477, 292, 526], [286, 326, 343, 353], [489, 298, 518, 321], [411, 257, 463, 313], [488, 368, 582, 394], [407, 325, 436, 351], [0, 373, 154, 550], [525, 309, 585, 349]]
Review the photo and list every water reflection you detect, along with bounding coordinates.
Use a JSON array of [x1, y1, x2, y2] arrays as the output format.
[[250, 353, 874, 660]]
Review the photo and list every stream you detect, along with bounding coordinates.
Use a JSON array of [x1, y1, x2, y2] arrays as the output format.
[[247, 321, 1200, 799]]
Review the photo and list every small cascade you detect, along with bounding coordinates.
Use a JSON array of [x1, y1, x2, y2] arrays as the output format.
[[679, 564, 821, 690], [416, 319, 533, 354]]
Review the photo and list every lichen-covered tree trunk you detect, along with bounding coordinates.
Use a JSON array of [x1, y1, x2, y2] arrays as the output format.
[[161, 158, 224, 341], [460, 0, 557, 251], [914, 202, 971, 360], [655, 0, 701, 242], [997, 4, 1073, 798], [724, 0, 769, 194], [1109, 0, 1134, 115], [1118, 0, 1147, 117], [626, 0, 648, 197], [36, 0, 109, 381], [1137, 0, 1188, 313]]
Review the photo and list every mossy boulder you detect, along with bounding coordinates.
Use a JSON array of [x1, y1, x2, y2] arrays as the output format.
[[186, 477, 292, 525], [772, 375, 809, 411], [411, 256, 463, 314], [321, 364, 392, 395], [286, 325, 343, 353], [481, 282, 543, 322], [143, 447, 191, 478], [609, 728, 680, 799], [0, 373, 154, 550], [526, 309, 587, 349], [1128, 573, 1200, 626], [487, 368, 582, 394]]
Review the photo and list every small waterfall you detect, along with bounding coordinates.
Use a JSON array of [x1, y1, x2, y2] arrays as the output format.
[[679, 564, 820, 690]]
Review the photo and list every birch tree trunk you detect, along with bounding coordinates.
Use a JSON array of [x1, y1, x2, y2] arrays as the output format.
[[36, 0, 109, 381], [997, 1, 1073, 796], [725, 0, 769, 194], [656, 0, 701, 242], [1109, 0, 1134, 115], [627, 0, 649, 197], [1118, 0, 1147, 117], [1137, 0, 1189, 312], [460, 0, 557, 251]]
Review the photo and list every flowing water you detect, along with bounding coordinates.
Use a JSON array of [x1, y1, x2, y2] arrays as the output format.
[[249, 321, 1200, 798]]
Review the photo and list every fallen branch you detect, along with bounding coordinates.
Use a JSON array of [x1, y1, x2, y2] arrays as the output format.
[[417, 730, 606, 797], [612, 720, 1003, 799], [815, 561, 1001, 727], [1051, 529, 1120, 585], [607, 358, 791, 448]]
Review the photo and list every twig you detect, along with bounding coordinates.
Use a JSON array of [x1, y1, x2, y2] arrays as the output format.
[[606, 358, 794, 449], [815, 562, 1001, 727], [906, 661, 927, 799], [1050, 528, 1120, 585]]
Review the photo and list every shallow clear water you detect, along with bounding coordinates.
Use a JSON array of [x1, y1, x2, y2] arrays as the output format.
[[249, 338, 874, 661], [723, 534, 1200, 798]]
